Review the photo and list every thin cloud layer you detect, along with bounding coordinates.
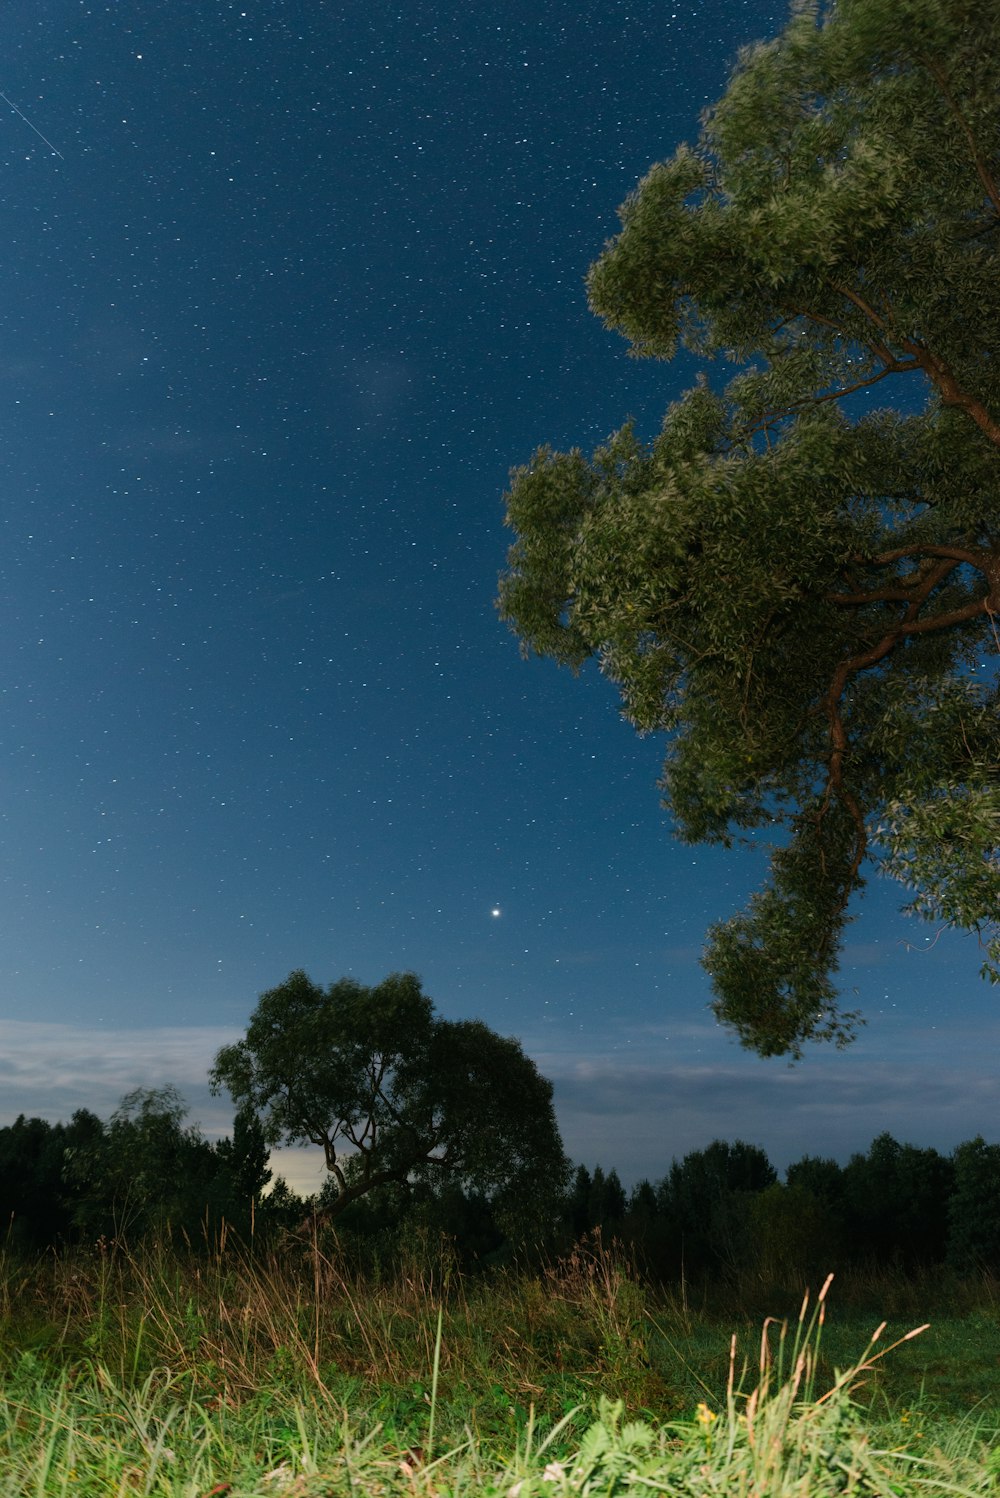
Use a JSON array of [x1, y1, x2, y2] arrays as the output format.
[[3, 1016, 998, 1193], [0, 1018, 235, 1134], [0, 1018, 327, 1195], [545, 1054, 1000, 1181]]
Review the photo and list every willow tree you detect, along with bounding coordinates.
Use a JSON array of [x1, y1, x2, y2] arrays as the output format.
[[499, 0, 1000, 1056], [211, 971, 568, 1237]]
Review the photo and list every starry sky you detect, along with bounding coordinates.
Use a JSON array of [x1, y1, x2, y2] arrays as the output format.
[[2, 0, 998, 1195]]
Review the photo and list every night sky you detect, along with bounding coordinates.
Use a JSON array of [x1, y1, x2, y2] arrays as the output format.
[[2, 0, 997, 1194]]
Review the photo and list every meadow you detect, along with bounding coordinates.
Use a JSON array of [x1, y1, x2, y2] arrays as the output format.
[[1, 1231, 998, 1496]]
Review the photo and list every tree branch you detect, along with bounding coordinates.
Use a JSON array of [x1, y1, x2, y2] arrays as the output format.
[[907, 345, 1000, 448], [827, 283, 1000, 447], [827, 556, 963, 606], [852, 542, 989, 568], [750, 359, 917, 431], [816, 556, 990, 905], [830, 284, 895, 341]]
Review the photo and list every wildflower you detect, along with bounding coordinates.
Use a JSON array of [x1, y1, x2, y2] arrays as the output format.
[[696, 1403, 717, 1428]]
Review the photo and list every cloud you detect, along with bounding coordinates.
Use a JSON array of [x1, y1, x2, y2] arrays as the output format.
[[0, 1018, 235, 1133], [4, 1014, 999, 1200], [0, 1017, 333, 1197], [840, 941, 892, 966], [543, 1049, 1000, 1183]]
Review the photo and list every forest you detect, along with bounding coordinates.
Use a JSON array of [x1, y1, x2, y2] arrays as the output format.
[[3, 1088, 998, 1285]]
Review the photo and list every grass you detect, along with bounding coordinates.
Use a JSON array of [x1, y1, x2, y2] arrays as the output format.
[[1, 1234, 998, 1494]]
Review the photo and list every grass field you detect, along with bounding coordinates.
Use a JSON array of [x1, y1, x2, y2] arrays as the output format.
[[1, 1233, 998, 1495]]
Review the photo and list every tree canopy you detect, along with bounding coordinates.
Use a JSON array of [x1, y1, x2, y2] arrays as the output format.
[[210, 970, 568, 1236], [499, 0, 1000, 1056]]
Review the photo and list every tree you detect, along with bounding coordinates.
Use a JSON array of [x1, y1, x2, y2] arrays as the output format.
[[68, 1086, 218, 1240], [586, 1164, 628, 1234], [785, 1154, 845, 1210], [842, 1132, 953, 1264], [750, 1182, 844, 1282], [498, 0, 1000, 1056], [660, 1139, 776, 1275], [568, 1163, 594, 1239], [213, 1102, 273, 1212], [947, 1136, 1000, 1271], [210, 970, 569, 1238], [0, 1112, 101, 1246]]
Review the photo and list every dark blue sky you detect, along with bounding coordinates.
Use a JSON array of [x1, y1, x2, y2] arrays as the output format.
[[1, 0, 996, 1191]]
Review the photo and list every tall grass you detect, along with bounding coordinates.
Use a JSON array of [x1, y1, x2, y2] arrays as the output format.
[[0, 1234, 997, 1493]]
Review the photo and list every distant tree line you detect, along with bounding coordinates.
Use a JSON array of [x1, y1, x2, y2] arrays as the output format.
[[0, 1087, 275, 1250], [5, 972, 998, 1279], [566, 1135, 1000, 1280], [4, 1091, 1000, 1280]]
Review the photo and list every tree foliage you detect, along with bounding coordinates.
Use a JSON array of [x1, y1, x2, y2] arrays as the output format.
[[498, 0, 1000, 1055], [213, 1101, 273, 1210], [842, 1131, 953, 1264], [0, 1110, 102, 1247], [661, 1139, 778, 1274], [67, 1086, 221, 1239], [0, 1088, 271, 1246], [947, 1136, 1000, 1271], [210, 970, 569, 1237]]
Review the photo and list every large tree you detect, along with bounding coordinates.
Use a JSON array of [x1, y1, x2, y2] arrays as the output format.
[[210, 970, 568, 1236], [499, 0, 1000, 1056]]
